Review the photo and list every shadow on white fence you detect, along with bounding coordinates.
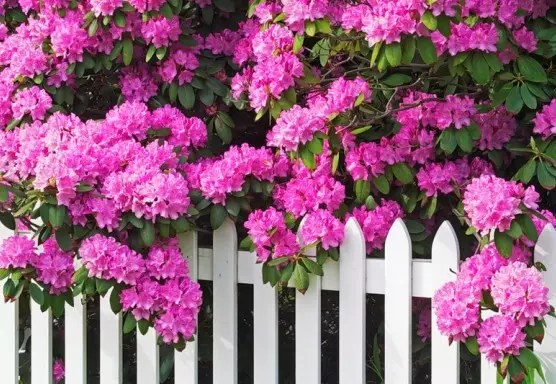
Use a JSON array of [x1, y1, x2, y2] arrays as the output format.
[[1, 217, 555, 384]]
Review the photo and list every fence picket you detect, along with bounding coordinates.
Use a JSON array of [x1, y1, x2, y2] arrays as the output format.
[[534, 224, 556, 381], [137, 327, 159, 384], [212, 218, 238, 384], [339, 217, 366, 384], [100, 291, 122, 384], [384, 218, 412, 384], [0, 297, 19, 384], [65, 294, 87, 384], [431, 221, 460, 384], [296, 218, 321, 384], [175, 230, 199, 383], [253, 253, 279, 384], [31, 299, 52, 384]]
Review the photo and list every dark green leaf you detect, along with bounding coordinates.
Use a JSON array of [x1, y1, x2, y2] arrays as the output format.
[[145, 44, 156, 62], [210, 204, 227, 230], [55, 227, 73, 251], [520, 84, 537, 109], [365, 195, 377, 210], [537, 162, 556, 189], [505, 86, 523, 114], [202, 6, 213, 24], [416, 37, 437, 64], [373, 175, 390, 195], [30, 283, 44, 305], [113, 10, 125, 27], [178, 84, 195, 109], [405, 220, 425, 234], [293, 263, 309, 293], [382, 74, 412, 87], [300, 257, 324, 276], [123, 313, 137, 333], [72, 266, 88, 284], [517, 57, 547, 83], [516, 214, 538, 242], [96, 279, 112, 296], [355, 179, 371, 202], [440, 128, 457, 154], [391, 163, 414, 184], [138, 319, 150, 335], [140, 221, 155, 246], [507, 220, 523, 239], [225, 197, 240, 217], [215, 118, 232, 144], [267, 256, 289, 267], [465, 337, 479, 355], [401, 37, 416, 64], [385, 43, 402, 67], [421, 11, 437, 30], [213, 0, 235, 12], [110, 286, 122, 313], [0, 185, 8, 202], [495, 230, 514, 258], [206, 77, 228, 97], [307, 137, 323, 155], [49, 205, 66, 228], [516, 348, 546, 383], [160, 3, 173, 18], [456, 128, 473, 152], [280, 262, 295, 284], [426, 196, 437, 218], [300, 146, 315, 170], [469, 52, 490, 85], [0, 211, 15, 231], [198, 88, 214, 106], [122, 38, 133, 66]]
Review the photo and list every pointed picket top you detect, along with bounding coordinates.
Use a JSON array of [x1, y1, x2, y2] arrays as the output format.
[[339, 217, 366, 384], [384, 218, 412, 384], [431, 221, 460, 384], [534, 224, 556, 382]]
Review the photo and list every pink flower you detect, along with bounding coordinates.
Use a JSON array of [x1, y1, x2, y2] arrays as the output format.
[[90, 0, 123, 16], [490, 262, 550, 327], [120, 65, 158, 103], [12, 86, 52, 121], [432, 281, 480, 342], [351, 201, 404, 253], [34, 238, 74, 295], [300, 209, 344, 250], [141, 16, 181, 48], [474, 106, 516, 150], [477, 315, 525, 363], [53, 359, 65, 383], [513, 27, 537, 52], [0, 235, 36, 269], [267, 105, 326, 151], [533, 99, 556, 138], [417, 306, 431, 342]]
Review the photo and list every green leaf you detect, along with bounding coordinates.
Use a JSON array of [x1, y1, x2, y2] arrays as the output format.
[[537, 162, 556, 190], [465, 337, 479, 355], [293, 34, 304, 54], [517, 57, 547, 83], [210, 204, 227, 230], [168, 82, 178, 103], [72, 266, 88, 284], [516, 214, 538, 242], [110, 286, 122, 313], [178, 84, 195, 109], [469, 52, 490, 85], [293, 263, 309, 293], [456, 128, 473, 152], [156, 46, 167, 60], [505, 86, 523, 114], [122, 38, 133, 66], [140, 221, 155, 247], [213, 0, 235, 12], [55, 227, 73, 251], [373, 175, 390, 195], [365, 195, 377, 210], [355, 179, 371, 203], [239, 235, 254, 251], [51, 295, 65, 318], [305, 21, 316, 36], [123, 313, 137, 333], [307, 136, 323, 155], [215, 118, 232, 144], [516, 348, 546, 383], [467, 121, 481, 140], [484, 53, 502, 72], [198, 88, 214, 106], [437, 15, 451, 37], [315, 18, 331, 34], [30, 283, 44, 306], [280, 262, 295, 284], [138, 319, 150, 335], [3, 278, 15, 299], [88, 18, 98, 36], [300, 146, 315, 170], [495, 230, 514, 258], [507, 220, 523, 239], [0, 185, 8, 202], [96, 278, 112, 296], [49, 205, 66, 228], [225, 196, 240, 217], [0, 211, 15, 231], [332, 152, 339, 175], [405, 220, 425, 234], [202, 6, 213, 24], [267, 256, 289, 267], [426, 196, 437, 218], [382, 74, 412, 87], [160, 2, 173, 18], [416, 37, 437, 65], [440, 128, 457, 154], [520, 84, 537, 109], [421, 11, 437, 30], [401, 37, 416, 64], [206, 77, 228, 97], [385, 43, 402, 67], [300, 257, 324, 276], [145, 44, 156, 62], [113, 10, 125, 27], [516, 159, 537, 183], [391, 163, 414, 184]]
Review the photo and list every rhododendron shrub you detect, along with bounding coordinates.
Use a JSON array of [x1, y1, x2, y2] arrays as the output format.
[[0, 0, 554, 380]]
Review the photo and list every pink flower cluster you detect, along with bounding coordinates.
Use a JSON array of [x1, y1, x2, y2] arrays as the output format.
[[300, 209, 345, 250], [351, 201, 404, 253], [432, 23, 498, 56], [533, 99, 556, 138], [0, 236, 74, 294], [53, 359, 64, 383], [81, 235, 202, 344], [245, 207, 299, 262], [463, 175, 539, 234], [434, 245, 549, 363], [11, 86, 52, 121]]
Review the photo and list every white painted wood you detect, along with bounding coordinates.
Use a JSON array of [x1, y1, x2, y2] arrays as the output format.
[[431, 221, 460, 384], [0, 296, 19, 384], [339, 217, 366, 384], [65, 294, 87, 384], [137, 327, 159, 384], [175, 230, 199, 384], [384, 218, 412, 384], [253, 251, 278, 384], [534, 224, 556, 383], [212, 218, 238, 384], [31, 299, 52, 384], [100, 290, 122, 384], [296, 217, 321, 384]]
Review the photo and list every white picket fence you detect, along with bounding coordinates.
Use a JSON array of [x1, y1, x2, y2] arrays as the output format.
[[1, 217, 555, 384]]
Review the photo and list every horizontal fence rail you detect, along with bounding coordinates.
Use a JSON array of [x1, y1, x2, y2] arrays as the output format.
[[0, 219, 555, 384]]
